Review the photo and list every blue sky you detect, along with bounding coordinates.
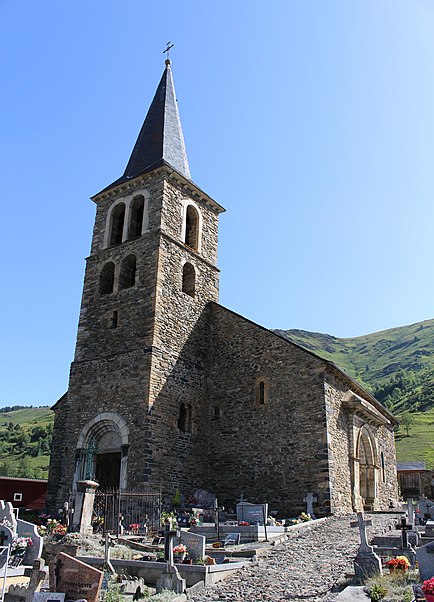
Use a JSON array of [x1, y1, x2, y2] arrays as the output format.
[[1, 0, 434, 406]]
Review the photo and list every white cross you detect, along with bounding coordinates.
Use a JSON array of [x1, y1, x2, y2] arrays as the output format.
[[350, 512, 372, 552]]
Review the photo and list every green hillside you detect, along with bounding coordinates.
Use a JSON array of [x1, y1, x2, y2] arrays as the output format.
[[275, 317, 434, 414], [276, 318, 434, 468], [0, 407, 54, 479]]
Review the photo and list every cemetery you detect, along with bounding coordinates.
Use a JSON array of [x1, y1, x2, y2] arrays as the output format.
[[6, 490, 434, 601]]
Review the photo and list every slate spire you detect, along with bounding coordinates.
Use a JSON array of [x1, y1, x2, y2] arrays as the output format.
[[123, 59, 191, 182]]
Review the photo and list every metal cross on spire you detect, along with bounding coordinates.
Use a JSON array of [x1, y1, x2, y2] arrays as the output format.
[[163, 41, 174, 61]]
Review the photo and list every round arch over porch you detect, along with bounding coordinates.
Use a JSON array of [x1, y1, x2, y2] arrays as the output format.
[[73, 412, 130, 491]]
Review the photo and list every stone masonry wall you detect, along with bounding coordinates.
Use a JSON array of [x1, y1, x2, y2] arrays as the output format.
[[324, 369, 399, 513], [203, 303, 331, 517], [48, 169, 223, 510]]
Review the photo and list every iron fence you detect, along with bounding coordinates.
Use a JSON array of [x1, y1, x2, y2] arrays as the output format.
[[90, 488, 161, 535]]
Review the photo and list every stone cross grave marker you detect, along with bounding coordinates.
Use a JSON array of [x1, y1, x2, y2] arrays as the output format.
[[156, 528, 185, 594], [24, 558, 48, 602], [180, 531, 205, 561], [396, 516, 413, 548], [406, 499, 416, 525], [350, 512, 382, 581], [303, 493, 317, 519], [52, 552, 103, 602]]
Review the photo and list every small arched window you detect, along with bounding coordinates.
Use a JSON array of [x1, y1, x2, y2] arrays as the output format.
[[178, 403, 192, 433], [256, 380, 268, 406], [110, 203, 126, 246], [128, 195, 145, 240], [99, 262, 115, 294], [185, 205, 199, 250], [182, 263, 195, 297], [119, 255, 137, 290]]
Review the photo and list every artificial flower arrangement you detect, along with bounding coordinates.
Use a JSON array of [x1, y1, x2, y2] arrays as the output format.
[[238, 521, 250, 526], [11, 537, 32, 554], [173, 544, 187, 555], [129, 523, 140, 533], [386, 555, 410, 573], [422, 577, 434, 597]]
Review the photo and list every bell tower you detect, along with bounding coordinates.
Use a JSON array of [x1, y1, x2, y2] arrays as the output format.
[[48, 59, 225, 510]]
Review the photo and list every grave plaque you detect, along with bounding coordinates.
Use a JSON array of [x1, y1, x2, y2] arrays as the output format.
[[33, 594, 65, 602], [236, 502, 268, 525], [54, 553, 103, 602], [180, 531, 205, 561]]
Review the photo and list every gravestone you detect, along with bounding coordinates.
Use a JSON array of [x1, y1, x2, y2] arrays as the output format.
[[17, 519, 43, 565], [425, 520, 434, 537], [224, 532, 241, 546], [180, 531, 205, 561], [236, 502, 268, 525], [52, 552, 103, 602], [418, 498, 434, 521], [350, 512, 382, 581], [303, 493, 317, 519], [0, 500, 17, 533], [416, 541, 434, 581], [405, 499, 420, 546], [193, 489, 216, 508]]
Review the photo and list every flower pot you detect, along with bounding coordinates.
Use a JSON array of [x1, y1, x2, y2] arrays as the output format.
[[173, 553, 185, 563], [424, 595, 434, 602]]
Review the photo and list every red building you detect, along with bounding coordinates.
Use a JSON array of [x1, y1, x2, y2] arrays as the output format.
[[0, 477, 47, 510]]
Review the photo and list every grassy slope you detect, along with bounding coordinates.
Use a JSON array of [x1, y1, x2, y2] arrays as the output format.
[[275, 318, 434, 467], [0, 407, 54, 478], [275, 317, 434, 399]]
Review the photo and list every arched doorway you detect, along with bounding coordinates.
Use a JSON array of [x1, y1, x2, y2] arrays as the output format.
[[74, 412, 129, 491], [357, 427, 377, 510]]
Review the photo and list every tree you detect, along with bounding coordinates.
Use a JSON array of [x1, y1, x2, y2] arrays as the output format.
[[399, 411, 416, 437]]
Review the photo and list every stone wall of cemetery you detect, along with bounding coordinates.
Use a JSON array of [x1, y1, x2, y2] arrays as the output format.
[[203, 303, 332, 516]]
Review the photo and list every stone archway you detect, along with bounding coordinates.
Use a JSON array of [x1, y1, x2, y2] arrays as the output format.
[[73, 412, 130, 491], [357, 426, 377, 510]]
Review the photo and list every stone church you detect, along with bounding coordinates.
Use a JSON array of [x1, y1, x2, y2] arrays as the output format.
[[48, 59, 399, 517]]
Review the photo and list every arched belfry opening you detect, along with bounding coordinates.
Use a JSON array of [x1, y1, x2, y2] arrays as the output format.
[[110, 203, 126, 246], [128, 195, 145, 240], [357, 426, 377, 510], [74, 413, 129, 491], [185, 205, 199, 250]]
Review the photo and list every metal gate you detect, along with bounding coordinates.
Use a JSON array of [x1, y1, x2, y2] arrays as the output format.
[[92, 489, 161, 535]]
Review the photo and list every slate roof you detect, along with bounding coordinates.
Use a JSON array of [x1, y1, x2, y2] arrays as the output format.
[[397, 462, 427, 471], [101, 60, 191, 193]]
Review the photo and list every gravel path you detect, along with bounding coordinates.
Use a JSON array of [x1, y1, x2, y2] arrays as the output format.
[[189, 513, 398, 602]]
